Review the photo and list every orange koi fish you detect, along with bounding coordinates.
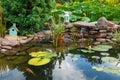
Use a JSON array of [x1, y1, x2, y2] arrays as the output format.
[[25, 67, 36, 76]]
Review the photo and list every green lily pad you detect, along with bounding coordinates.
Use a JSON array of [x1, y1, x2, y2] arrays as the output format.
[[102, 57, 119, 63], [28, 57, 50, 66], [92, 56, 100, 59], [92, 45, 112, 51], [100, 52, 109, 56], [81, 49, 94, 53], [104, 66, 120, 75], [29, 51, 48, 57], [92, 66, 103, 71], [71, 57, 78, 61]]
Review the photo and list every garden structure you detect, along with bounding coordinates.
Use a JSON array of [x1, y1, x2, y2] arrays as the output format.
[[1, 0, 120, 80]]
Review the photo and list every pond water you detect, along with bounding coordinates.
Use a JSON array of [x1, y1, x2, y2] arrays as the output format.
[[0, 42, 120, 80]]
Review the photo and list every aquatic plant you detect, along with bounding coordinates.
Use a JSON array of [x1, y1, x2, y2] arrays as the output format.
[[101, 57, 119, 63], [28, 51, 57, 66], [92, 45, 112, 52]]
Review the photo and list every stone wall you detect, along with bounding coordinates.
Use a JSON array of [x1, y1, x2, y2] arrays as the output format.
[[64, 17, 119, 45]]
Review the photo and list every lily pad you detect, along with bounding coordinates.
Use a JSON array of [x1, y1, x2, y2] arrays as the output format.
[[92, 45, 112, 52], [92, 56, 100, 59], [29, 51, 48, 57], [81, 49, 94, 53], [71, 57, 78, 61], [28, 58, 50, 66], [102, 57, 119, 63], [100, 52, 109, 56], [104, 66, 120, 75], [92, 66, 103, 71]]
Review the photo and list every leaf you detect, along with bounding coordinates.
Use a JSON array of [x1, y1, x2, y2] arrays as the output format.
[[92, 66, 103, 71], [81, 49, 94, 53], [104, 66, 120, 75], [71, 57, 78, 61], [29, 51, 48, 57], [102, 57, 119, 63], [92, 56, 100, 59], [100, 52, 109, 56], [28, 58, 50, 66], [92, 45, 112, 51]]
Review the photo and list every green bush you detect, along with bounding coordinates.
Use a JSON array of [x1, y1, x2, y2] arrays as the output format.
[[50, 1, 120, 22], [2, 0, 54, 35]]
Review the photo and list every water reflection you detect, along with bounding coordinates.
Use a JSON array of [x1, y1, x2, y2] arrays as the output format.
[[53, 58, 87, 80], [0, 43, 120, 80]]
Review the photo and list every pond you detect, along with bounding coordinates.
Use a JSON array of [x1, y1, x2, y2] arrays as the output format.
[[0, 42, 120, 80]]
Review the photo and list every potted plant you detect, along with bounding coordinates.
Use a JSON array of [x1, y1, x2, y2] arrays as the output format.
[[50, 16, 65, 47]]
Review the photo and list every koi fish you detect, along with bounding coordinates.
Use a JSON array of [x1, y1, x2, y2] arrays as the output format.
[[25, 67, 36, 76]]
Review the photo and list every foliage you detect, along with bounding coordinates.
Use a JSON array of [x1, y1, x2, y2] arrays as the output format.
[[50, 16, 65, 47], [2, 0, 54, 35], [28, 51, 57, 66], [92, 45, 112, 52], [0, 0, 6, 37], [50, 1, 120, 23], [113, 30, 120, 44]]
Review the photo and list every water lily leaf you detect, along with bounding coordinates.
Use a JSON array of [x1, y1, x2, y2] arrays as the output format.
[[81, 49, 94, 53], [45, 53, 57, 58], [92, 66, 103, 71], [92, 56, 100, 59], [29, 51, 48, 57], [100, 52, 109, 56], [72, 57, 78, 61], [104, 66, 120, 75], [92, 45, 112, 51], [102, 57, 119, 63], [28, 58, 50, 66]]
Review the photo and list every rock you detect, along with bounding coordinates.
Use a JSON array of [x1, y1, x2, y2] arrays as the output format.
[[99, 30, 107, 33], [9, 40, 20, 46], [89, 31, 98, 34], [1, 46, 12, 50], [4, 35, 19, 40], [1, 49, 8, 53], [77, 38, 87, 42], [74, 21, 96, 28], [106, 39, 112, 42], [1, 40, 11, 46], [111, 38, 117, 42], [95, 17, 115, 29], [63, 38, 72, 43], [94, 42, 101, 45], [19, 36, 33, 44], [95, 33, 107, 38], [96, 38, 106, 42], [65, 23, 73, 28], [107, 33, 113, 36], [106, 36, 112, 39]]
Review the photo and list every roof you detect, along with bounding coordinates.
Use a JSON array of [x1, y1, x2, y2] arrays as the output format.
[[9, 26, 19, 31]]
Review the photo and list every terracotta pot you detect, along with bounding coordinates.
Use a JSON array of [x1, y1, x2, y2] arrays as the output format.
[[54, 35, 64, 46]]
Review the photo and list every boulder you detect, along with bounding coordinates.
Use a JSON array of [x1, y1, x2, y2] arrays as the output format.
[[1, 49, 8, 53], [74, 21, 96, 28], [99, 30, 107, 33], [94, 42, 101, 45], [96, 38, 106, 42], [95, 33, 107, 38], [1, 46, 12, 50], [65, 23, 73, 28], [89, 31, 98, 34]]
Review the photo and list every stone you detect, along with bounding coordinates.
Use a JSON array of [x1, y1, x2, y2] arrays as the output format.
[[65, 23, 73, 28], [89, 31, 98, 34], [99, 30, 107, 33], [112, 38, 117, 42], [19, 36, 33, 44], [106, 39, 112, 42], [1, 49, 8, 53], [4, 35, 19, 40], [96, 38, 106, 42], [107, 33, 113, 36], [95, 17, 115, 29], [94, 42, 101, 45], [95, 33, 107, 38], [1, 46, 12, 50], [106, 36, 112, 39], [1, 40, 11, 46], [77, 38, 87, 42], [74, 21, 96, 28]]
